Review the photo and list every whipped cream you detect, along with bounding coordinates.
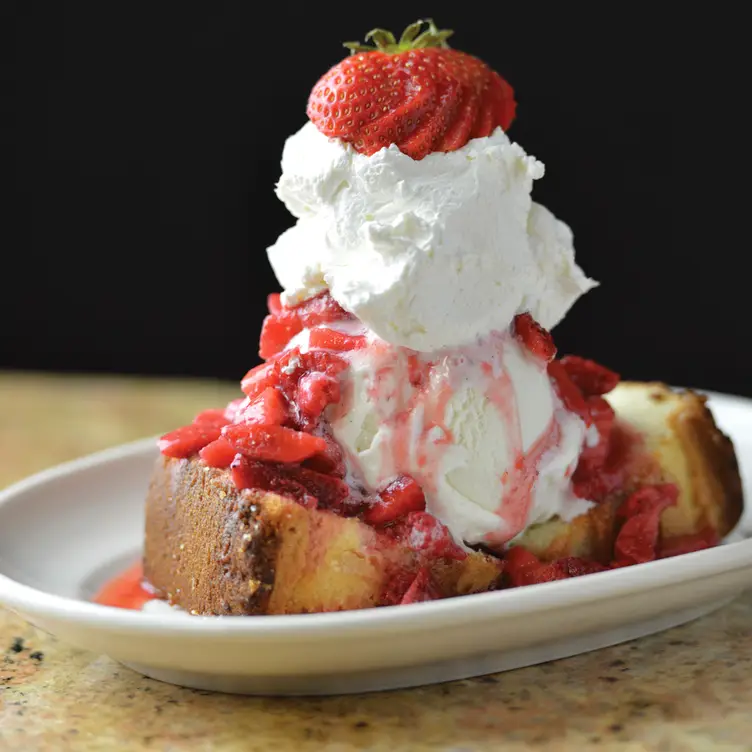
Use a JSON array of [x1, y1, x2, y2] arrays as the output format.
[[268, 122, 596, 351]]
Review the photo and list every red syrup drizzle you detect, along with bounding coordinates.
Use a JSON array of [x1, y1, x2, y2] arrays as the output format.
[[93, 561, 158, 610]]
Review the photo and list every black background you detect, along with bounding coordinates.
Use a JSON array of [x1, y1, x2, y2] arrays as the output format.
[[4, 5, 741, 393]]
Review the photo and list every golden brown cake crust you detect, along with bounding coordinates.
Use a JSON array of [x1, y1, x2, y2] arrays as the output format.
[[144, 459, 280, 614], [144, 382, 744, 614], [517, 383, 744, 561], [144, 457, 502, 615]]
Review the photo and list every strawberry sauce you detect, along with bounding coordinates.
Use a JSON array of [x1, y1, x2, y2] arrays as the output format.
[[93, 562, 157, 610]]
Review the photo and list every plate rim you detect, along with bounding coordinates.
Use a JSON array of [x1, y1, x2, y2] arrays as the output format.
[[1, 391, 750, 639]]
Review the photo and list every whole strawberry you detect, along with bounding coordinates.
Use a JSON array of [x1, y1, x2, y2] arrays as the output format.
[[307, 20, 516, 160]]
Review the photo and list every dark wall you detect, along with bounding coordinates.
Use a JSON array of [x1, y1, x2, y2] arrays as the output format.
[[3, 6, 737, 392]]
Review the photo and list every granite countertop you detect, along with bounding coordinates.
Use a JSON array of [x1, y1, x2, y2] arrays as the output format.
[[1, 371, 751, 751]]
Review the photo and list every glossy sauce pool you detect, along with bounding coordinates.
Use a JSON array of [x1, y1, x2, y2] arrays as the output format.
[[93, 561, 157, 610]]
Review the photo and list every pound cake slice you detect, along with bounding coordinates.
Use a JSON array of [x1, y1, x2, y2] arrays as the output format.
[[145, 459, 503, 615], [144, 382, 743, 615]]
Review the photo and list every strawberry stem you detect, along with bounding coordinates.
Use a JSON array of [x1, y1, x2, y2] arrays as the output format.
[[344, 19, 454, 55]]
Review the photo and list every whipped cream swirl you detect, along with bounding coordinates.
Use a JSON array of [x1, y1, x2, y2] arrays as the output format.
[[267, 122, 596, 351]]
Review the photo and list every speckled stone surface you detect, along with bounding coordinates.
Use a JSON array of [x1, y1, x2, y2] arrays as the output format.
[[1, 371, 751, 751]]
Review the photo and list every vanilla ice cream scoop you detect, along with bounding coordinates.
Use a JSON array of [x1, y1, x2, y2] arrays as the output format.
[[291, 324, 592, 546], [267, 123, 596, 352]]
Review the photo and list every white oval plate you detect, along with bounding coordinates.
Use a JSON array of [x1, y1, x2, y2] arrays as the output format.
[[1, 391, 751, 696]]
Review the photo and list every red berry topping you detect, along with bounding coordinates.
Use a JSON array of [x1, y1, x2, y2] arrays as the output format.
[[258, 293, 354, 360], [231, 457, 318, 509], [308, 328, 367, 352], [224, 397, 248, 422], [293, 293, 354, 328], [307, 20, 516, 161], [222, 424, 328, 463], [613, 484, 678, 566], [274, 349, 349, 399], [399, 567, 441, 605], [240, 362, 278, 400], [548, 360, 590, 424], [192, 409, 231, 429], [302, 433, 346, 478], [230, 456, 350, 511], [199, 439, 238, 468], [296, 372, 341, 419], [237, 387, 289, 426], [285, 464, 351, 510], [390, 511, 467, 561], [267, 293, 283, 316], [560, 355, 620, 396], [513, 313, 557, 362], [504, 546, 565, 587], [259, 314, 303, 360], [553, 557, 608, 578], [158, 424, 223, 459], [617, 483, 678, 521], [363, 475, 426, 525]]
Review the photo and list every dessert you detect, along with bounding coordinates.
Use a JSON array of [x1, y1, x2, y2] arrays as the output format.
[[96, 21, 743, 614]]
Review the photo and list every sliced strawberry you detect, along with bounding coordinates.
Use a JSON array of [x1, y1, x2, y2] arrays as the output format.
[[199, 438, 238, 468], [275, 349, 348, 400], [302, 434, 346, 478], [364, 476, 426, 525], [513, 313, 557, 362], [399, 567, 441, 605], [158, 424, 222, 458], [613, 484, 678, 566], [308, 22, 516, 160], [240, 362, 278, 400], [296, 372, 341, 419], [193, 408, 231, 429], [504, 546, 565, 587], [381, 567, 421, 607], [617, 484, 679, 520], [554, 557, 608, 578], [289, 292, 353, 328], [302, 350, 350, 377], [224, 397, 248, 422], [587, 396, 616, 439], [613, 514, 662, 566], [560, 356, 620, 396], [578, 396, 616, 466], [228, 458, 349, 510], [259, 313, 302, 360], [284, 465, 350, 510], [548, 360, 591, 424], [308, 328, 367, 352], [230, 457, 317, 509], [222, 423, 327, 463], [391, 511, 467, 561], [365, 72, 437, 154], [400, 73, 462, 157], [571, 460, 622, 502], [237, 387, 289, 426], [267, 293, 283, 316], [471, 70, 508, 139], [436, 81, 479, 152]]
